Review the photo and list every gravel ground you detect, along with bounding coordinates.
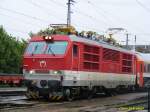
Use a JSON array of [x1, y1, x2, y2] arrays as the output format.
[[0, 92, 148, 112]]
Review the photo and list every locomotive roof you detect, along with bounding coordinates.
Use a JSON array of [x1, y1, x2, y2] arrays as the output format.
[[69, 35, 134, 55], [30, 34, 134, 55]]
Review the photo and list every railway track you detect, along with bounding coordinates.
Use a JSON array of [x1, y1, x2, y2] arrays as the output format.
[[0, 95, 32, 109], [0, 91, 148, 112], [0, 87, 26, 96]]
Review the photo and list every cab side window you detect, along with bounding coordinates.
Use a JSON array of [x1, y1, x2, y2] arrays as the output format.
[[73, 45, 78, 57]]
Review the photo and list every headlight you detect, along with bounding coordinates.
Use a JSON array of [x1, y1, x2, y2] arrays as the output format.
[[53, 71, 58, 74], [52, 70, 62, 75], [29, 70, 35, 74]]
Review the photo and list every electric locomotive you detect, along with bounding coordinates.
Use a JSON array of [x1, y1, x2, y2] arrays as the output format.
[[23, 26, 144, 101]]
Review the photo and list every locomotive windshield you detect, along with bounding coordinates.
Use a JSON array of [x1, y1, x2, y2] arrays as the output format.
[[45, 42, 68, 55], [26, 42, 46, 54], [26, 41, 68, 55]]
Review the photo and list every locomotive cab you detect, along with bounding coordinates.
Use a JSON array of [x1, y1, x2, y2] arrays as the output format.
[[23, 35, 73, 98]]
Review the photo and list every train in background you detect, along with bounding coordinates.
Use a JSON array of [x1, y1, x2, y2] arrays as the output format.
[[137, 53, 150, 87], [0, 73, 24, 86], [23, 25, 149, 101]]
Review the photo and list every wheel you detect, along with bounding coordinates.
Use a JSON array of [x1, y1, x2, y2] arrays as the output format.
[[32, 90, 39, 99], [104, 89, 112, 96], [128, 85, 135, 92], [87, 90, 93, 99], [65, 89, 74, 101], [111, 90, 117, 96]]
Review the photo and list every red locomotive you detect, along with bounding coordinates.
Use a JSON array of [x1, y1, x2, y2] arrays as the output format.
[[23, 26, 144, 101], [0, 73, 24, 86]]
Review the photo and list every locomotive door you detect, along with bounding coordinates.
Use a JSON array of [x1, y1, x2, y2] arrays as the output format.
[[72, 44, 79, 70]]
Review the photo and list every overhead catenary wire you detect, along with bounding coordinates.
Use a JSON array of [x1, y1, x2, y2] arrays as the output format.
[[0, 12, 43, 27], [3, 26, 29, 35], [46, 0, 109, 28], [76, 0, 128, 28], [136, 0, 150, 14], [47, 0, 145, 35], [27, 0, 106, 32], [83, 0, 148, 38], [25, 0, 65, 22], [30, 0, 105, 32], [0, 0, 149, 44], [0, 6, 50, 23], [84, 0, 116, 26], [48, 0, 66, 8], [0, 0, 117, 32]]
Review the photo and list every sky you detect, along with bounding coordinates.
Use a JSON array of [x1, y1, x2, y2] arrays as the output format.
[[0, 0, 150, 45]]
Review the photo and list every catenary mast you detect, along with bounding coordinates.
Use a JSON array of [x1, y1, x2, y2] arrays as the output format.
[[67, 0, 75, 26]]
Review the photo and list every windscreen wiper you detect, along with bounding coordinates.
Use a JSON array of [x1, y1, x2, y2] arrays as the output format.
[[48, 46, 55, 56], [31, 45, 38, 55]]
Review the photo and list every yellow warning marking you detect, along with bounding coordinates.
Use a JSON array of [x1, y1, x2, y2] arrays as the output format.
[[28, 91, 33, 98], [35, 91, 39, 99], [56, 96, 62, 101], [26, 93, 31, 99], [31, 92, 36, 99], [31, 91, 37, 99], [30, 92, 33, 99], [52, 96, 57, 100]]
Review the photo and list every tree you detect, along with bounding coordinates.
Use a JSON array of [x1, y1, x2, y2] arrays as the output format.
[[0, 26, 27, 73]]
